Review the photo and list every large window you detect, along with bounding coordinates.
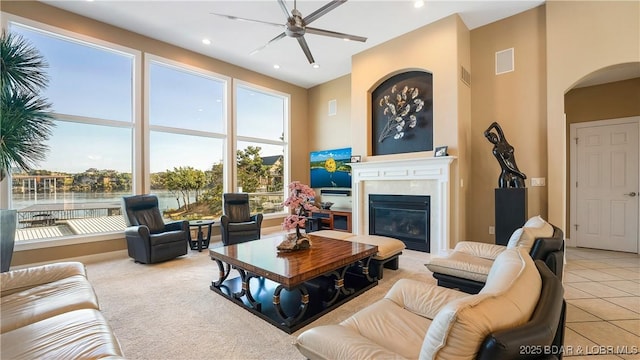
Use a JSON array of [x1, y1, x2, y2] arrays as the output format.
[[147, 59, 227, 220], [235, 84, 288, 214], [8, 22, 137, 242], [3, 19, 289, 246]]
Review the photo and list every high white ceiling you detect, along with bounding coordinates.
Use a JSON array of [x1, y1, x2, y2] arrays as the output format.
[[41, 0, 549, 88]]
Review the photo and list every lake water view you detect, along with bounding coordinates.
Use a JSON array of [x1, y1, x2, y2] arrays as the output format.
[[12, 190, 194, 212]]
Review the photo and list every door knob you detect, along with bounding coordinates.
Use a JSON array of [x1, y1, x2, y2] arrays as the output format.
[[624, 192, 637, 197]]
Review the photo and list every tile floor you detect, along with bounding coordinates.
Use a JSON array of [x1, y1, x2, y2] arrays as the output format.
[[563, 247, 640, 359]]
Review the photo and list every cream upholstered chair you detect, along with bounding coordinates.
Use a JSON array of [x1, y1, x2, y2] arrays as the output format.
[[425, 215, 564, 293]]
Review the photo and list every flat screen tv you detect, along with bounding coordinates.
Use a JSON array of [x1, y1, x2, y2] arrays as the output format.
[[310, 147, 352, 188]]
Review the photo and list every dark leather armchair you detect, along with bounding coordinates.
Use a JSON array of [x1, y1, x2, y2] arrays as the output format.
[[122, 194, 189, 264], [220, 193, 263, 245]]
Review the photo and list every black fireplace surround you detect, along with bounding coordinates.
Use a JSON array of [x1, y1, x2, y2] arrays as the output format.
[[369, 194, 430, 252]]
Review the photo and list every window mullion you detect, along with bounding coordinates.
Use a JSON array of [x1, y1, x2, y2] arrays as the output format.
[[149, 125, 226, 139], [52, 113, 134, 129]]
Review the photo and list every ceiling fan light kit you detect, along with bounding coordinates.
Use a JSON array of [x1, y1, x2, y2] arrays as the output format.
[[211, 0, 367, 65]]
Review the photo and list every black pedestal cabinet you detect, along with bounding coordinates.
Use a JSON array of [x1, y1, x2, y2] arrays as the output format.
[[495, 188, 528, 246]]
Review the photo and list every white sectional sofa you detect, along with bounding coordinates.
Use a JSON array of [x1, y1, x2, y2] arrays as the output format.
[[1, 262, 124, 359], [295, 247, 566, 360]]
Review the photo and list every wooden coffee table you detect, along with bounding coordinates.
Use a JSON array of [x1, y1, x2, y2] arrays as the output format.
[[209, 234, 378, 333]]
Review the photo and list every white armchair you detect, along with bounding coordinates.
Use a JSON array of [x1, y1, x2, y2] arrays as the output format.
[[425, 215, 564, 293]]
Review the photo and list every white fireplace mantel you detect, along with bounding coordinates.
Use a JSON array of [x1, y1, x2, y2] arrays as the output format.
[[349, 156, 456, 254]]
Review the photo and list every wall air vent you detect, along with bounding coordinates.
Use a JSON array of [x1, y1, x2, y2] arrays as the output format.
[[328, 99, 337, 116], [461, 66, 471, 87], [495, 48, 514, 75]]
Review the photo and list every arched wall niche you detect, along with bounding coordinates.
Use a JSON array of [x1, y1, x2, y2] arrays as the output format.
[[367, 68, 434, 93], [368, 69, 435, 156]]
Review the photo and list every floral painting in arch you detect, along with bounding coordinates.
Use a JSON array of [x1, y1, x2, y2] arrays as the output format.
[[371, 70, 433, 156]]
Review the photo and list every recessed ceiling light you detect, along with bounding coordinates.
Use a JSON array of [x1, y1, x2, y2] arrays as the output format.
[[414, 0, 425, 8], [273, 64, 280, 69], [202, 38, 211, 45], [312, 63, 320, 69], [343, 38, 350, 42]]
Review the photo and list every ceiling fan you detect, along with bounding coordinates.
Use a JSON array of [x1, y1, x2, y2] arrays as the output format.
[[211, 0, 367, 65]]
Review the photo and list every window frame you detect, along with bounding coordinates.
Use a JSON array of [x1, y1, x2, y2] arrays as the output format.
[[1, 15, 292, 250], [144, 55, 232, 196], [232, 79, 290, 200], [3, 14, 142, 249]]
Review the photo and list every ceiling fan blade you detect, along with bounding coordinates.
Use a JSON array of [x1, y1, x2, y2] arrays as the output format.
[[249, 32, 287, 55], [276, 0, 292, 19], [303, 0, 347, 25], [297, 36, 316, 64], [305, 27, 367, 42], [210, 12, 283, 28]]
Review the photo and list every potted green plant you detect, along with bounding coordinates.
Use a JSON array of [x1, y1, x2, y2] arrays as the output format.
[[0, 30, 54, 271]]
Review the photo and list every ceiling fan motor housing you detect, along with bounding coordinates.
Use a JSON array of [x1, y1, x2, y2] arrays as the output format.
[[286, 9, 306, 37]]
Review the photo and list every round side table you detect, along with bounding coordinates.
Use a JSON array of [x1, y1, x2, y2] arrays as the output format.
[[188, 220, 215, 252]]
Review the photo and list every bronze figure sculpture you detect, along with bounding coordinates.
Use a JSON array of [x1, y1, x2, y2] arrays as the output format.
[[484, 122, 527, 188]]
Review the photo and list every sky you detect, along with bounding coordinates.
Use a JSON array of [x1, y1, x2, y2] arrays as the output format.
[[11, 22, 286, 175]]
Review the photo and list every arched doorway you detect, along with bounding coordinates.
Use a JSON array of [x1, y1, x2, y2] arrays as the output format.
[[565, 63, 640, 253], [544, 0, 639, 248]]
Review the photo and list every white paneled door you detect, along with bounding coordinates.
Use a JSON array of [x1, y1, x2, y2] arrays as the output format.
[[575, 120, 639, 253]]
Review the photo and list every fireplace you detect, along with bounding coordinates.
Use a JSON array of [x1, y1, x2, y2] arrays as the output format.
[[350, 157, 455, 254], [369, 194, 430, 252]]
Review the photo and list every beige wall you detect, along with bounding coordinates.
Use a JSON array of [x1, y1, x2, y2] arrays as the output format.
[[565, 78, 640, 124], [309, 15, 473, 243], [468, 6, 547, 243], [456, 15, 472, 242], [563, 77, 640, 237], [349, 14, 471, 244], [307, 75, 352, 152], [351, 14, 465, 160], [11, 239, 125, 266], [546, 1, 640, 232], [2, 1, 306, 265], [306, 75, 352, 207], [308, 2, 640, 246]]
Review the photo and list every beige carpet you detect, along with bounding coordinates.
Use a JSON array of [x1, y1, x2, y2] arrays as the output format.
[[84, 237, 435, 360]]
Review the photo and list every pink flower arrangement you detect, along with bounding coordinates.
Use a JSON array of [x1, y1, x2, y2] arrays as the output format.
[[282, 181, 319, 232]]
